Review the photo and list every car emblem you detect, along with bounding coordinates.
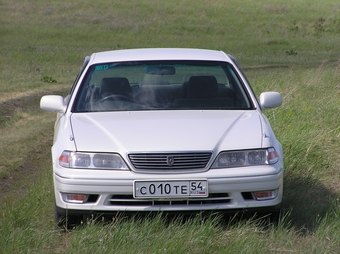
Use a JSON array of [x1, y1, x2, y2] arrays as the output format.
[[167, 156, 175, 166]]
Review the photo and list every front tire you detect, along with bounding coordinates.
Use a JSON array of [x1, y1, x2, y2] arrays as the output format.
[[54, 203, 82, 230]]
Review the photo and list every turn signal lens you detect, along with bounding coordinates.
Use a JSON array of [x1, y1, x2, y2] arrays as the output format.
[[62, 193, 89, 204], [252, 190, 278, 201], [267, 147, 279, 164], [59, 151, 71, 168]]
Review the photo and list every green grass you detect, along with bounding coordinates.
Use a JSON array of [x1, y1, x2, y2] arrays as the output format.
[[1, 0, 340, 91], [1, 0, 340, 253]]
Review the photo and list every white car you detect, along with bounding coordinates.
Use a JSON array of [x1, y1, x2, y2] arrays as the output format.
[[40, 48, 283, 227]]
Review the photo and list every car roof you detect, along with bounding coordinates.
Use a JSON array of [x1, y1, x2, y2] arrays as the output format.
[[89, 48, 232, 64]]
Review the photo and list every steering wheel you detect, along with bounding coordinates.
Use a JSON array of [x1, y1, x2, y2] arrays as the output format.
[[98, 94, 132, 103]]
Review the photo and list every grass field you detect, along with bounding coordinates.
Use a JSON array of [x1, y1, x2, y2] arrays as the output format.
[[1, 0, 340, 253]]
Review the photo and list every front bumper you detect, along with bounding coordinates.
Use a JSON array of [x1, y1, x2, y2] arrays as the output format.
[[54, 166, 284, 213]]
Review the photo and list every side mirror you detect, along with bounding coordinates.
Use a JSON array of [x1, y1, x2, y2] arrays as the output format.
[[259, 92, 282, 110], [40, 95, 66, 113]]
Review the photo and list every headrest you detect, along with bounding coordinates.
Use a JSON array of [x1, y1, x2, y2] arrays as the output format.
[[100, 77, 131, 97], [187, 76, 218, 98]]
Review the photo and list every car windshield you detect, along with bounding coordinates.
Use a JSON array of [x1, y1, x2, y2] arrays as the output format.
[[73, 60, 252, 112]]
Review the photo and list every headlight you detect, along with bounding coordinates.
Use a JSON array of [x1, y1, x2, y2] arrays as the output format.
[[211, 148, 279, 168], [59, 151, 129, 170]]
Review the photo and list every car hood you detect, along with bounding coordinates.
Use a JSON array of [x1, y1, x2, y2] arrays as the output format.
[[70, 110, 263, 153]]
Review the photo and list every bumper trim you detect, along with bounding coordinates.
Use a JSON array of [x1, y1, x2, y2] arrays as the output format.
[[55, 203, 282, 217]]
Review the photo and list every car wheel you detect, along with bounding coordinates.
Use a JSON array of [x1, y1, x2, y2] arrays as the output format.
[[54, 203, 82, 230], [257, 206, 282, 223]]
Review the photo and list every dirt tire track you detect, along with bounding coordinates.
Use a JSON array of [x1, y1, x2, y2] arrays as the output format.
[[0, 88, 67, 206]]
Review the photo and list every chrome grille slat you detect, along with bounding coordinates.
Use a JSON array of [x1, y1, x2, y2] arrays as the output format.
[[128, 152, 212, 170]]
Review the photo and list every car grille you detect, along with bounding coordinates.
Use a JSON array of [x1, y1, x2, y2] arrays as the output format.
[[128, 152, 212, 171], [107, 193, 231, 206]]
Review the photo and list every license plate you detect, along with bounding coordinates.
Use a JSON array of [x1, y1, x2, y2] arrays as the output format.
[[134, 180, 208, 198]]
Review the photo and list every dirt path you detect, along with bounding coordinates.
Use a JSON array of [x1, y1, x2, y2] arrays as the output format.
[[0, 88, 67, 206]]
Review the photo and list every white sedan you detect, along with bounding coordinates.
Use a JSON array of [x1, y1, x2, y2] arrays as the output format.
[[40, 48, 283, 228]]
